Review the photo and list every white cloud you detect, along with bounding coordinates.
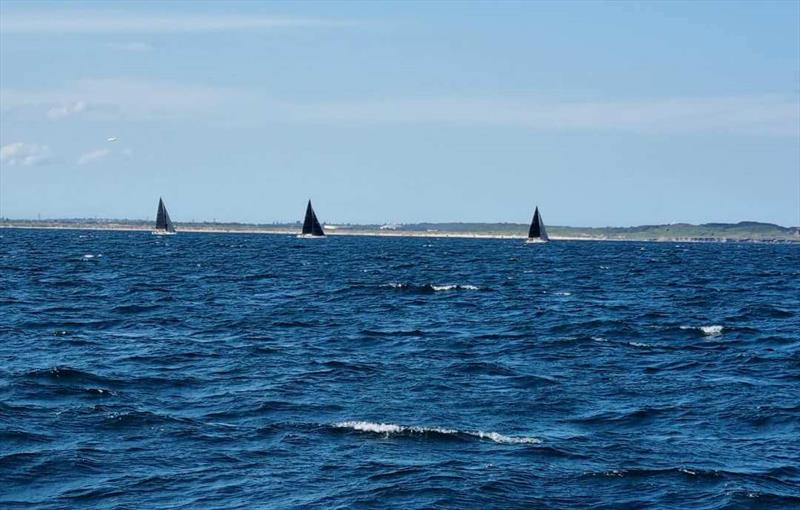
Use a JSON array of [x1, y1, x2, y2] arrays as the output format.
[[0, 13, 348, 33], [0, 142, 52, 167], [77, 148, 110, 165], [105, 41, 154, 52], [47, 100, 88, 120]]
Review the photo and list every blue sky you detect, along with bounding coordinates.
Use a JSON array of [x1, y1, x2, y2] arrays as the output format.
[[1, 0, 798, 226]]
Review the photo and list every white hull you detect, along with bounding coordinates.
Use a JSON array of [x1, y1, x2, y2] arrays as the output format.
[[296, 234, 326, 239], [525, 238, 548, 244], [152, 230, 176, 236]]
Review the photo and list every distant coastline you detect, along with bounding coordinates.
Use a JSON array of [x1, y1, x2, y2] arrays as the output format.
[[2, 219, 798, 242]]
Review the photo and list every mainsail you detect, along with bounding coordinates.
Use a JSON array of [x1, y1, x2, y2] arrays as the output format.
[[155, 198, 175, 233], [302, 200, 325, 236], [528, 206, 548, 241]]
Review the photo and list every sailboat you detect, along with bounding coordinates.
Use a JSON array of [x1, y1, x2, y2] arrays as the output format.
[[152, 197, 176, 235], [297, 200, 325, 238], [526, 206, 548, 243]]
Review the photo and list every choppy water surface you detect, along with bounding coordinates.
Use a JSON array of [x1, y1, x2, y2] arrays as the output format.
[[1, 229, 799, 509]]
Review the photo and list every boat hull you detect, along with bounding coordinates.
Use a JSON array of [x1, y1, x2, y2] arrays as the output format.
[[296, 234, 326, 239], [152, 231, 176, 236], [525, 238, 548, 244]]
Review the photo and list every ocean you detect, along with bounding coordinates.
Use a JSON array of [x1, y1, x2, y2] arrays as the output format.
[[1, 229, 798, 509]]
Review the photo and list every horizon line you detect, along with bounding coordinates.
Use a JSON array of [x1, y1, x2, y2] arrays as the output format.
[[2, 217, 798, 230]]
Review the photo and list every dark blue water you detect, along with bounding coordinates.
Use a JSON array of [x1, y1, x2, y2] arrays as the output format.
[[1, 229, 799, 509]]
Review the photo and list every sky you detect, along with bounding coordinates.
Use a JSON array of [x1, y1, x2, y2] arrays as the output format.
[[0, 0, 798, 227]]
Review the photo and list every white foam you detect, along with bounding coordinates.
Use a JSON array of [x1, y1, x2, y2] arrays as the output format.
[[333, 421, 541, 445], [383, 283, 480, 291], [554, 291, 572, 296], [628, 342, 651, 348], [680, 325, 724, 336], [472, 431, 541, 444], [681, 324, 725, 336], [700, 325, 723, 336], [336, 421, 404, 433], [431, 284, 479, 291]]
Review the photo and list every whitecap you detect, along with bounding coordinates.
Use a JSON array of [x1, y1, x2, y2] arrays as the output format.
[[333, 421, 541, 445], [472, 431, 541, 444], [334, 421, 405, 434], [383, 283, 480, 292], [680, 325, 724, 336], [701, 325, 723, 336], [628, 341, 651, 348], [431, 284, 479, 291], [553, 291, 572, 296]]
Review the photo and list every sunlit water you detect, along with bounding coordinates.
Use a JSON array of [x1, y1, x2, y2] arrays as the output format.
[[1, 229, 798, 509]]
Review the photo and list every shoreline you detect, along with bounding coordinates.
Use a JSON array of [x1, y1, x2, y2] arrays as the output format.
[[2, 223, 797, 243]]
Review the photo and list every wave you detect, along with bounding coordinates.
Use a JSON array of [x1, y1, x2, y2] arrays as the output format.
[[736, 304, 794, 319], [446, 361, 516, 376], [101, 409, 195, 429], [360, 328, 425, 337], [111, 304, 160, 314], [0, 429, 53, 443], [241, 272, 275, 281], [591, 467, 726, 479], [22, 366, 113, 384], [382, 282, 482, 293], [681, 324, 723, 336], [332, 421, 541, 445]]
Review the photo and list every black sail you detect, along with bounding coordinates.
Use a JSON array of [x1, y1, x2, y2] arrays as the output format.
[[155, 198, 175, 233], [528, 206, 548, 241], [302, 200, 325, 236]]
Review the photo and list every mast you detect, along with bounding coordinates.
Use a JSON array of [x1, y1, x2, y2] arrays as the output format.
[[528, 206, 549, 241]]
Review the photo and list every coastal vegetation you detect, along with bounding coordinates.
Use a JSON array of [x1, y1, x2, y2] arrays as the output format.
[[2, 219, 797, 242]]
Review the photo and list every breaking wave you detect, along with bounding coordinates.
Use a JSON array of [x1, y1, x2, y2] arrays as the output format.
[[383, 283, 481, 293], [332, 421, 541, 445], [681, 325, 724, 336]]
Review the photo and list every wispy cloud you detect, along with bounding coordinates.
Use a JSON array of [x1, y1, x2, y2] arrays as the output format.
[[1, 78, 240, 120], [1, 77, 796, 136], [77, 148, 110, 165], [105, 41, 154, 52], [0, 142, 52, 167], [0, 12, 348, 34], [47, 100, 88, 120], [284, 95, 800, 136]]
